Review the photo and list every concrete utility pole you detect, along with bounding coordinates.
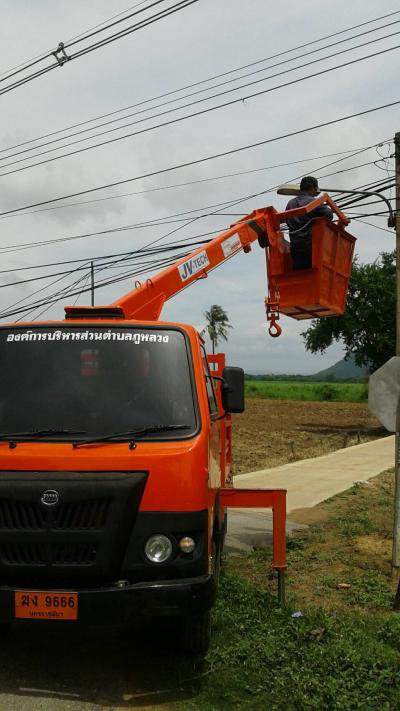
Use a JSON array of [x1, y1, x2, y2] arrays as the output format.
[[393, 133, 400, 605]]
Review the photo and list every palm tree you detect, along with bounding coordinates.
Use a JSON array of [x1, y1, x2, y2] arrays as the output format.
[[204, 305, 232, 354]]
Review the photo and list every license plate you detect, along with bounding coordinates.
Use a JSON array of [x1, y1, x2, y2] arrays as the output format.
[[15, 591, 78, 620]]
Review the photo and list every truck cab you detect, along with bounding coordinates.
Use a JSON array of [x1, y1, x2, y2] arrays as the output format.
[[0, 319, 239, 653]]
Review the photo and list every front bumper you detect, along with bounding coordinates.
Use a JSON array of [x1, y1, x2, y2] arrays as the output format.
[[0, 574, 217, 624]]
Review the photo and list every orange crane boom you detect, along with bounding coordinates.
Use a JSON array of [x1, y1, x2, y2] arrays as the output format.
[[65, 195, 353, 337]]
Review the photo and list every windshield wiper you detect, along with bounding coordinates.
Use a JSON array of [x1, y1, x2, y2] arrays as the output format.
[[73, 424, 191, 449], [0, 428, 86, 441]]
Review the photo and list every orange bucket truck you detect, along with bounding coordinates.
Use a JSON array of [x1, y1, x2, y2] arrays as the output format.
[[0, 196, 354, 653]]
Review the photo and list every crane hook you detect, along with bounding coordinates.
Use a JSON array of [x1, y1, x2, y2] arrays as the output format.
[[268, 316, 282, 338], [265, 297, 282, 338]]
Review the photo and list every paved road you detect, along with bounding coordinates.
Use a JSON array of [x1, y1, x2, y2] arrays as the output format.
[[226, 435, 395, 552], [0, 622, 201, 710]]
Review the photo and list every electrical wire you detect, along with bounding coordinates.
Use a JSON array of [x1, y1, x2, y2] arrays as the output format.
[[0, 1, 199, 97], [0, 236, 215, 287], [0, 145, 382, 221], [1, 38, 399, 177], [0, 145, 395, 319], [0, 142, 389, 289], [0, 0, 160, 80], [0, 0, 171, 86], [0, 118, 393, 219], [3, 9, 400, 156], [0, 236, 213, 274], [2, 18, 399, 164], [356, 219, 395, 234], [0, 147, 382, 258], [0, 250, 193, 321]]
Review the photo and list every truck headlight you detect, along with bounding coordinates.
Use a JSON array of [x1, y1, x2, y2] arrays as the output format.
[[145, 534, 173, 564]]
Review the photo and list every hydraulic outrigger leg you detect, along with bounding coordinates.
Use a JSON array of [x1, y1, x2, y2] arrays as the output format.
[[220, 488, 287, 605]]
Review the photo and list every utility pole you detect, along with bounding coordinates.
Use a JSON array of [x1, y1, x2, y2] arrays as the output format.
[[393, 132, 400, 605], [90, 261, 95, 307]]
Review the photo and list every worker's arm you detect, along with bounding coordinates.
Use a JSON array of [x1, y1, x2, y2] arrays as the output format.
[[312, 203, 334, 221]]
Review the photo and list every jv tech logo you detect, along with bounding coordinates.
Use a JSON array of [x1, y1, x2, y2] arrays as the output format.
[[178, 251, 210, 282]]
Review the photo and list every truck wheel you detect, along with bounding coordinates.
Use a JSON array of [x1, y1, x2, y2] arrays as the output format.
[[179, 610, 211, 656]]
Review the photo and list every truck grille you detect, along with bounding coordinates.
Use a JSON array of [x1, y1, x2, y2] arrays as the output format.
[[0, 471, 147, 583], [55, 500, 110, 530], [0, 542, 97, 566], [0, 500, 45, 530], [0, 498, 110, 531]]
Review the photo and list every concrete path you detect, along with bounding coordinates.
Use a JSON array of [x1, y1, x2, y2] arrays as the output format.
[[226, 435, 395, 552]]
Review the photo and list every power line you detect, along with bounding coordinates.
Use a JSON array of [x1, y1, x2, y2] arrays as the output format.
[[1, 38, 399, 176], [2, 18, 399, 163], [0, 147, 394, 318], [3, 9, 399, 155], [0, 236, 212, 274], [357, 219, 395, 233], [0, 250, 193, 320], [0, 0, 158, 79], [347, 209, 394, 217], [0, 236, 215, 287], [1, 178, 287, 318], [0, 178, 379, 322], [0, 149, 382, 257], [0, 116, 393, 218], [0, 145, 381, 221], [64, 0, 172, 51], [0, 1, 199, 97], [0, 0, 171, 86]]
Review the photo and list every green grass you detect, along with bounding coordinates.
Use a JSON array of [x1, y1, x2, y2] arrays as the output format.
[[168, 472, 400, 710], [245, 379, 368, 403], [170, 572, 400, 711], [172, 574, 400, 711]]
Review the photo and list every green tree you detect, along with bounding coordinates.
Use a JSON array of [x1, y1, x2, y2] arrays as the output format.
[[204, 304, 232, 354], [302, 251, 395, 373]]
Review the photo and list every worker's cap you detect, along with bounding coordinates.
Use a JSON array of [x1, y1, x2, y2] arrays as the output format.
[[300, 176, 320, 193]]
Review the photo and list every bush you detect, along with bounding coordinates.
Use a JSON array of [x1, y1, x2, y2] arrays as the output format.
[[320, 384, 336, 401]]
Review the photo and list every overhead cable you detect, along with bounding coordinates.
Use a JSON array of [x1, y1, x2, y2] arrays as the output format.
[[2, 18, 400, 163], [3, 9, 399, 154], [0, 1, 199, 97], [0, 1, 162, 80], [0, 147, 394, 316], [1, 40, 399, 176], [0, 145, 381, 221], [0, 108, 395, 216]]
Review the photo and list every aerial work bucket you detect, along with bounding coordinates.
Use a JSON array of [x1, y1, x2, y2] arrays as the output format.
[[268, 218, 356, 320], [264, 194, 356, 333]]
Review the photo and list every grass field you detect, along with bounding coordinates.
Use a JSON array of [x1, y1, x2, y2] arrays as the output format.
[[245, 379, 368, 403], [167, 470, 400, 710]]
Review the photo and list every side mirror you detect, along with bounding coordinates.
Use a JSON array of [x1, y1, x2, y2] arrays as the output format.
[[221, 366, 245, 413]]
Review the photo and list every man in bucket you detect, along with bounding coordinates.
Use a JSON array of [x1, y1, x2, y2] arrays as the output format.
[[285, 176, 333, 270]]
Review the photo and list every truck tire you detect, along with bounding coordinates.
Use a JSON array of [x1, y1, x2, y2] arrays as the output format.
[[179, 610, 211, 655]]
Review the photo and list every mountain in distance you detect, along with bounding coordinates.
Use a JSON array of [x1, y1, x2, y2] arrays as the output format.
[[308, 355, 369, 382], [246, 356, 369, 382]]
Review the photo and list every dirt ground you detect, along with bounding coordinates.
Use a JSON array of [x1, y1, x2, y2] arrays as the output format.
[[232, 398, 384, 475]]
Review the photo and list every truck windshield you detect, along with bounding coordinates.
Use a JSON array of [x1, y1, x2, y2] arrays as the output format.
[[0, 327, 197, 440]]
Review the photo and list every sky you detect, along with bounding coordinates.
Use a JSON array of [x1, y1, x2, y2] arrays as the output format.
[[0, 0, 397, 373]]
